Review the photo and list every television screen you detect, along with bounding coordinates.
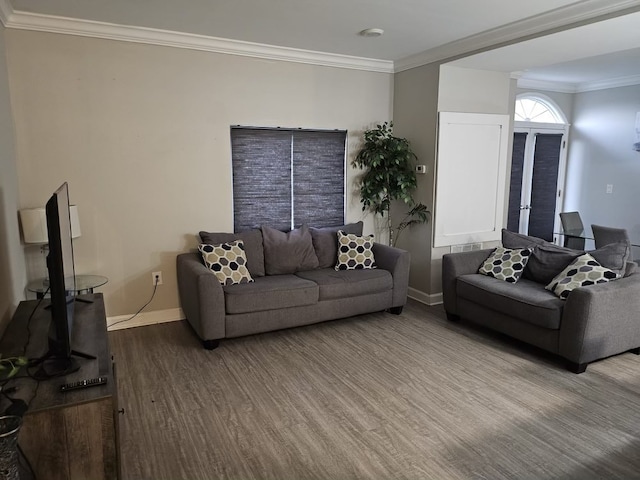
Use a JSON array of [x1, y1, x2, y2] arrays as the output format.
[[44, 182, 77, 372]]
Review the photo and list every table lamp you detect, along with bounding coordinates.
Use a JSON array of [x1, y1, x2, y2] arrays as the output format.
[[19, 206, 81, 245], [19, 206, 81, 280]]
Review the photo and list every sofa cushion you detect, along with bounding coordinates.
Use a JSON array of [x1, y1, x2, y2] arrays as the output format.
[[198, 241, 254, 286], [310, 221, 364, 268], [546, 253, 619, 300], [295, 268, 392, 301], [502, 229, 630, 284], [457, 274, 564, 329], [589, 241, 630, 278], [199, 229, 265, 277], [501, 229, 546, 248], [261, 225, 319, 275], [478, 247, 532, 283], [524, 243, 582, 285], [335, 231, 376, 270], [223, 275, 318, 314]]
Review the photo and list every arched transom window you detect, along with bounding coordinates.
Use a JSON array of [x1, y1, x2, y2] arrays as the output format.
[[515, 95, 566, 124]]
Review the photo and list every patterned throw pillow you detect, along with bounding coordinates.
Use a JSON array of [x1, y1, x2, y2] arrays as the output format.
[[545, 253, 619, 300], [198, 240, 254, 286], [478, 247, 532, 283], [335, 231, 376, 270]]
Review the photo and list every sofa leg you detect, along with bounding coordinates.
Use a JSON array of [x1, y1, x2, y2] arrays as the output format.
[[446, 312, 460, 322], [567, 361, 587, 374], [203, 339, 220, 350], [629, 347, 640, 355], [387, 306, 403, 315]]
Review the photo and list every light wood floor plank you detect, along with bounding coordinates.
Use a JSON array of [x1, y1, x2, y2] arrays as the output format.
[[109, 300, 640, 479]]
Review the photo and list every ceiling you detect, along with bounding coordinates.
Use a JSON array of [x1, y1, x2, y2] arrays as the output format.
[[4, 0, 640, 89], [451, 10, 640, 92]]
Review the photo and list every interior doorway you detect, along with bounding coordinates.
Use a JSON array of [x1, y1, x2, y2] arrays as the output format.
[[507, 94, 569, 242]]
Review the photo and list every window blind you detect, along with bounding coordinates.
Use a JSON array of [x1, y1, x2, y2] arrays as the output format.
[[231, 127, 346, 232]]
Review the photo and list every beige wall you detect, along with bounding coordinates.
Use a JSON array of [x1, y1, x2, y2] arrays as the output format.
[[6, 30, 393, 317], [392, 63, 440, 297], [393, 64, 514, 300], [438, 66, 512, 114], [0, 24, 25, 335]]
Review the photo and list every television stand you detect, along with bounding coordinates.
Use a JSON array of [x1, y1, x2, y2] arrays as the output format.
[[0, 293, 120, 479]]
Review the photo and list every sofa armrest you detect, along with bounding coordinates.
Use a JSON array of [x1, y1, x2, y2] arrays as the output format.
[[372, 243, 410, 308], [560, 273, 640, 364], [442, 249, 494, 315], [176, 252, 226, 342]]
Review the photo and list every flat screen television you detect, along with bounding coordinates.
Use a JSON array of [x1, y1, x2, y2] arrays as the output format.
[[42, 182, 93, 376], [45, 182, 76, 363]]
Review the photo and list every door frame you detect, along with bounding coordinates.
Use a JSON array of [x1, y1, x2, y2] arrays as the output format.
[[513, 121, 569, 244]]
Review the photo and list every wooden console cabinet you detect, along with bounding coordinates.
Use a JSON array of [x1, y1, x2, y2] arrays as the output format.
[[0, 293, 120, 480]]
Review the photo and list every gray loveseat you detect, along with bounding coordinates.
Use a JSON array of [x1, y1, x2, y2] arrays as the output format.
[[177, 222, 410, 349], [442, 229, 640, 373]]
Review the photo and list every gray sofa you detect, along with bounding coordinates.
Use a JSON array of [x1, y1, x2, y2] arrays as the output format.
[[442, 230, 640, 373], [177, 223, 410, 349]]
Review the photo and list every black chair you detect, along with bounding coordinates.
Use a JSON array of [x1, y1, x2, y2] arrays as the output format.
[[591, 224, 631, 249], [559, 212, 585, 250]]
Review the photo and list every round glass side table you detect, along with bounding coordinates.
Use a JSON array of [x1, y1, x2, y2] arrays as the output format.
[[27, 275, 109, 299]]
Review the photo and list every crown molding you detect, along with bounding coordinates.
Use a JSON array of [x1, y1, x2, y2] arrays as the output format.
[[4, 11, 394, 73], [518, 73, 640, 93], [3, 0, 639, 77], [394, 0, 640, 72], [517, 78, 578, 93], [0, 0, 13, 26], [576, 73, 640, 92]]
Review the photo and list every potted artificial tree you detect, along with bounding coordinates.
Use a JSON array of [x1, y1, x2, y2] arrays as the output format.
[[353, 122, 429, 246]]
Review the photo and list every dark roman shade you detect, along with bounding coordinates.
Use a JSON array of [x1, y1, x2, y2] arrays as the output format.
[[528, 133, 563, 242], [231, 127, 346, 232]]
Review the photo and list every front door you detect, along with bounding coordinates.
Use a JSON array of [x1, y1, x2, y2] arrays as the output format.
[[507, 126, 567, 242]]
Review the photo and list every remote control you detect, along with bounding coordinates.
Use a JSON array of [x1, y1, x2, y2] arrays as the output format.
[[60, 376, 107, 392]]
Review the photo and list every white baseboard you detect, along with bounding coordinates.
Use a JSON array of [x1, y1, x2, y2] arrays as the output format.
[[408, 287, 443, 306], [107, 308, 184, 331]]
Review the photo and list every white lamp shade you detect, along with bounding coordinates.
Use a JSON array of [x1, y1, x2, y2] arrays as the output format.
[[19, 208, 47, 244], [69, 206, 81, 239], [19, 205, 81, 244]]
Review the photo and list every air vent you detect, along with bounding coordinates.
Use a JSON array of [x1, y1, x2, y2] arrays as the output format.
[[450, 243, 483, 254]]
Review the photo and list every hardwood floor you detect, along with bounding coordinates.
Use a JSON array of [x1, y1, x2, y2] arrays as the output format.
[[109, 300, 640, 479]]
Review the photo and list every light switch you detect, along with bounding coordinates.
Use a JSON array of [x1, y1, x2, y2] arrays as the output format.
[[606, 184, 613, 194]]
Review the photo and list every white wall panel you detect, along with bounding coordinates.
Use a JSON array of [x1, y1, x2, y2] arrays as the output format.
[[434, 112, 510, 247]]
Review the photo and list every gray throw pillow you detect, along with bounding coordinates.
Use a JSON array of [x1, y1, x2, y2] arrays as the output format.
[[522, 239, 629, 285], [199, 229, 265, 277], [523, 243, 582, 285], [589, 241, 630, 278], [309, 221, 364, 269], [262, 225, 320, 275], [624, 262, 637, 277], [501, 229, 546, 249]]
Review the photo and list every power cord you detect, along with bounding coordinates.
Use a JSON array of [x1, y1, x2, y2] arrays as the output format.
[[1, 293, 47, 479], [1, 290, 48, 400], [108, 275, 159, 329]]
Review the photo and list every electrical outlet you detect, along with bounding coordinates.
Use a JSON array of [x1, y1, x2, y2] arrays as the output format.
[[152, 271, 163, 286]]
